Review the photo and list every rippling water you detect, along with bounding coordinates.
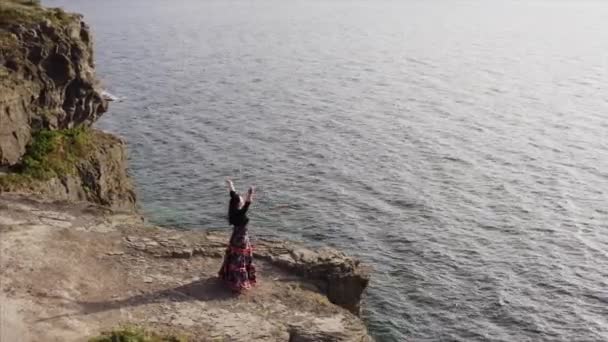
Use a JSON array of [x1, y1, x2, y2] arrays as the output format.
[[46, 0, 608, 340]]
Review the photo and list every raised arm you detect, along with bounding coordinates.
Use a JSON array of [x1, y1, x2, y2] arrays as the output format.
[[240, 186, 255, 214], [226, 178, 238, 199], [245, 186, 255, 203], [226, 178, 235, 192]]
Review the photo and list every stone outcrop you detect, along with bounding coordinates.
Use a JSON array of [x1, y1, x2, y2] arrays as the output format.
[[0, 3, 108, 166], [123, 230, 371, 315], [74, 131, 137, 211], [0, 130, 137, 211], [0, 1, 134, 210], [256, 242, 370, 315], [0, 194, 372, 341]]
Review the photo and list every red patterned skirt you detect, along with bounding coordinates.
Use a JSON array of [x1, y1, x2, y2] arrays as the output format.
[[218, 226, 256, 292]]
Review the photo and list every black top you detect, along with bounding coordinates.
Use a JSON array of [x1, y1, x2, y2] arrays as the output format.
[[228, 190, 250, 227]]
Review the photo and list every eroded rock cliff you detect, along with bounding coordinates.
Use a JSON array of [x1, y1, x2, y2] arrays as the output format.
[[0, 0, 134, 210], [0, 129, 137, 210]]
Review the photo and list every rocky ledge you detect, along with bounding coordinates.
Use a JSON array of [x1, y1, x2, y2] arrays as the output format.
[[0, 194, 372, 341]]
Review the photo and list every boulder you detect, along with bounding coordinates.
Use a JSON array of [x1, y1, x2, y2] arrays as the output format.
[[257, 242, 371, 315]]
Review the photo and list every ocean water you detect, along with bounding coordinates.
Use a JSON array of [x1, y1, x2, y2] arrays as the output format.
[[45, 0, 608, 340]]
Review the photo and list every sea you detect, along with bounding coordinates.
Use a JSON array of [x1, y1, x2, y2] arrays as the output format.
[[44, 0, 608, 340]]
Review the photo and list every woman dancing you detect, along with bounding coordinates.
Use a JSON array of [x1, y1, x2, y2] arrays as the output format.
[[218, 178, 257, 292]]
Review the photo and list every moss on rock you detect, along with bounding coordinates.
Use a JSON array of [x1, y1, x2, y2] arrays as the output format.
[[0, 127, 91, 192], [0, 128, 137, 211], [0, 127, 91, 186]]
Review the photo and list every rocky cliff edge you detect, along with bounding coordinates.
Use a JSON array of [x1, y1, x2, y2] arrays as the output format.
[[0, 194, 372, 341]]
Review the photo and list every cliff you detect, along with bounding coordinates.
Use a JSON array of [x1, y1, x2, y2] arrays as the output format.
[[0, 1, 372, 341], [0, 0, 135, 211]]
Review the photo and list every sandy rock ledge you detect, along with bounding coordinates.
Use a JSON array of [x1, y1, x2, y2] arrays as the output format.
[[0, 194, 372, 341]]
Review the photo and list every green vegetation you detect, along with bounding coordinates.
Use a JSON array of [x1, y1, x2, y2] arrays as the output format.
[[89, 327, 188, 342], [0, 0, 74, 28], [0, 127, 92, 189], [21, 127, 91, 178]]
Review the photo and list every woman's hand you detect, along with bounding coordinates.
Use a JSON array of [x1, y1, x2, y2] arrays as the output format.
[[246, 186, 255, 202], [226, 178, 235, 192]]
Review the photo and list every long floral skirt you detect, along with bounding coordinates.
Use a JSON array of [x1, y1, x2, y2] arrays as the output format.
[[218, 225, 256, 292]]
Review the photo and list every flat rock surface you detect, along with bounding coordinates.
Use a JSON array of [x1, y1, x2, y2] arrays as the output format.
[[0, 194, 371, 341]]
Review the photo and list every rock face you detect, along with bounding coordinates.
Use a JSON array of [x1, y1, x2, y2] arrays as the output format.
[[0, 84, 31, 165], [0, 9, 108, 166], [74, 131, 137, 211], [255, 242, 371, 315], [0, 1, 134, 210], [0, 130, 137, 211], [0, 194, 372, 342]]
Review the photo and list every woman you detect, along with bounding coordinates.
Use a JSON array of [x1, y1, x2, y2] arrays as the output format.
[[218, 178, 257, 292]]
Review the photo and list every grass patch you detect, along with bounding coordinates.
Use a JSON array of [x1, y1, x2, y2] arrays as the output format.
[[0, 0, 74, 28], [0, 127, 92, 189], [89, 327, 188, 342], [21, 127, 92, 178]]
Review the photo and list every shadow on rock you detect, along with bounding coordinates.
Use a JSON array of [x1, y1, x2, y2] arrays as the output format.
[[36, 276, 233, 322]]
